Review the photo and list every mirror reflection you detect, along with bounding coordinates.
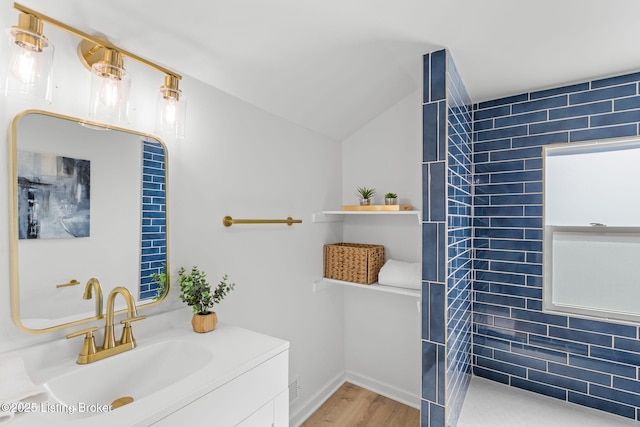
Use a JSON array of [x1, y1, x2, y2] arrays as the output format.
[[10, 110, 169, 332]]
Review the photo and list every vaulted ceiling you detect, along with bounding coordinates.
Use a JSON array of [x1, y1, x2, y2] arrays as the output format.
[[19, 0, 640, 140]]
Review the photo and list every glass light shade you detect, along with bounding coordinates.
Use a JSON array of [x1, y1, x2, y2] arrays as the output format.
[[3, 28, 54, 102], [88, 62, 130, 125], [155, 87, 186, 139]]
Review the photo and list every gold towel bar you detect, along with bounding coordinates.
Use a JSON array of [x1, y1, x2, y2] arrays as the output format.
[[57, 279, 80, 288], [223, 216, 302, 227]]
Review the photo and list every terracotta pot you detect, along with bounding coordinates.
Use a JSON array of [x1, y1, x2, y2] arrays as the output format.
[[191, 311, 218, 333]]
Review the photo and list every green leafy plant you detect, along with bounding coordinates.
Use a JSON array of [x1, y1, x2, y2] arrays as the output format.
[[151, 267, 168, 301], [178, 266, 235, 315], [356, 186, 376, 200], [385, 192, 398, 199]]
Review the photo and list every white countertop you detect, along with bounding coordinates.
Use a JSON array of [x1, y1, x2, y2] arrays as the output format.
[[4, 308, 289, 426]]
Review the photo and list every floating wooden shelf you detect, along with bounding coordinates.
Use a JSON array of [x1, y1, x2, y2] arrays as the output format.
[[340, 204, 414, 211], [313, 210, 422, 223]]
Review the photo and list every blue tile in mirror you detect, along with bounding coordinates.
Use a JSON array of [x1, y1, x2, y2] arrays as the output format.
[[139, 140, 167, 300]]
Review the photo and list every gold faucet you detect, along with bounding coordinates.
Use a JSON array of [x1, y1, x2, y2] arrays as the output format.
[[103, 287, 138, 349], [67, 286, 145, 364], [83, 278, 104, 318]]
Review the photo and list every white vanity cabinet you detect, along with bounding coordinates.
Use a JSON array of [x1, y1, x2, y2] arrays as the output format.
[[6, 313, 289, 427], [152, 349, 289, 426]]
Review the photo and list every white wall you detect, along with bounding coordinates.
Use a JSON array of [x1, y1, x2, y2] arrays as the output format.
[[169, 77, 347, 422], [342, 90, 422, 208], [342, 90, 422, 261], [340, 90, 422, 406], [0, 1, 345, 422]]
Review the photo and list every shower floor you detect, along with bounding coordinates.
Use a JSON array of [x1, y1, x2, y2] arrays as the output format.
[[458, 376, 638, 427]]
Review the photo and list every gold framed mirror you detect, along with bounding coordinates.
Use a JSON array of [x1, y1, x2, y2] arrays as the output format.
[[9, 110, 170, 333]]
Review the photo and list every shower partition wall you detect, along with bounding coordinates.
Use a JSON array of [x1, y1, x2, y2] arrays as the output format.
[[421, 49, 473, 427]]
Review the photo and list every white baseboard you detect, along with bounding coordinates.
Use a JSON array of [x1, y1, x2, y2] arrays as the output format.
[[289, 371, 346, 427], [346, 370, 420, 409]]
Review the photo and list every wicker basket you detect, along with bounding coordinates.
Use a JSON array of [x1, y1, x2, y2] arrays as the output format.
[[324, 243, 385, 284]]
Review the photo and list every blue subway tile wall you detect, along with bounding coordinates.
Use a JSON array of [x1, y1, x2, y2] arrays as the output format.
[[445, 53, 473, 427], [422, 49, 473, 427], [422, 50, 448, 427], [139, 140, 167, 300], [473, 71, 640, 421]]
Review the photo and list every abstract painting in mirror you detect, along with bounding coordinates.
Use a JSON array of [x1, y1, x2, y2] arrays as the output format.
[[18, 151, 91, 239], [9, 110, 169, 333]]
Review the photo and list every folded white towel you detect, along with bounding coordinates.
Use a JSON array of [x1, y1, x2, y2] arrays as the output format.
[[0, 357, 46, 424], [377, 259, 421, 290]]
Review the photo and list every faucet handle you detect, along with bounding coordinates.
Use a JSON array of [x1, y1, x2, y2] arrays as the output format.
[[119, 315, 146, 345], [66, 327, 98, 364], [66, 326, 99, 340], [120, 315, 146, 325]]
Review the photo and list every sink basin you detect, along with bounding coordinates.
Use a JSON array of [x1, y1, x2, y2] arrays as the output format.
[[43, 340, 213, 419]]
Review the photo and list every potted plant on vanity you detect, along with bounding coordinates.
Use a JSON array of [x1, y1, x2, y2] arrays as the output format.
[[178, 267, 236, 333]]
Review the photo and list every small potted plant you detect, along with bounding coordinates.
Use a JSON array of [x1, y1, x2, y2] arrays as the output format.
[[356, 186, 376, 206], [385, 192, 398, 205], [177, 266, 235, 333]]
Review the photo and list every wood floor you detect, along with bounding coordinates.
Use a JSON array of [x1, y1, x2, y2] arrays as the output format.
[[301, 382, 420, 427]]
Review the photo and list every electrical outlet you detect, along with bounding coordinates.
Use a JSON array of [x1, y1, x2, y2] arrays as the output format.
[[289, 376, 300, 403]]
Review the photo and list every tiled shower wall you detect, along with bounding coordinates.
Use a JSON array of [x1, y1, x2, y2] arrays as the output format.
[[422, 49, 473, 427], [423, 50, 640, 424], [473, 72, 640, 420], [422, 49, 448, 427], [445, 55, 473, 427]]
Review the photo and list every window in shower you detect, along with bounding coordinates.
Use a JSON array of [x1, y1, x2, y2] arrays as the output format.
[[543, 136, 640, 323]]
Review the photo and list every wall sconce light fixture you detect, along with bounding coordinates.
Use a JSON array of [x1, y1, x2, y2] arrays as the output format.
[[156, 75, 186, 138], [3, 11, 54, 102], [4, 3, 186, 136], [77, 40, 131, 124]]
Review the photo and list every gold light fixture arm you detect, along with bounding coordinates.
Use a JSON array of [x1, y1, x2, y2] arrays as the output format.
[[13, 2, 182, 81]]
